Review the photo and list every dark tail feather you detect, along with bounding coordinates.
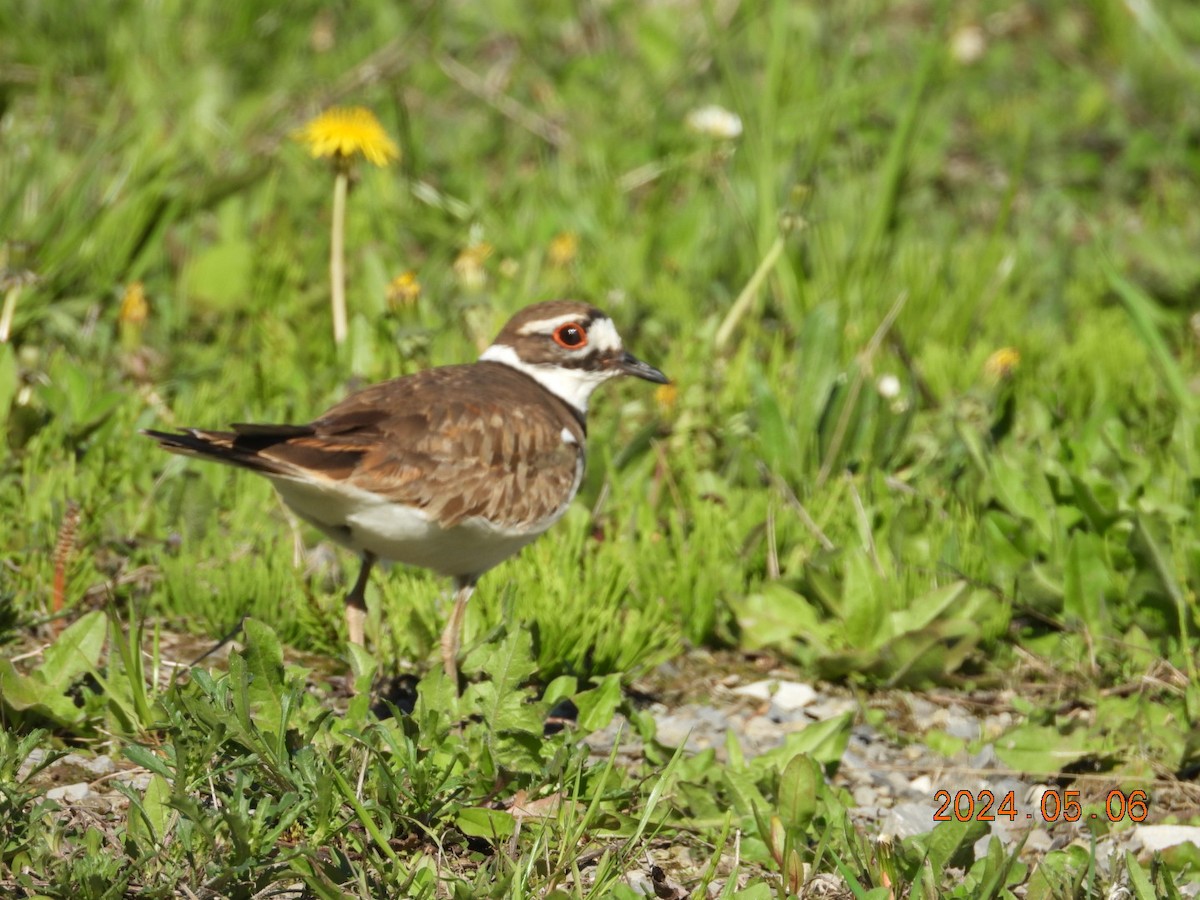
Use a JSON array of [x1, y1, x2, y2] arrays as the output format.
[[143, 427, 301, 476], [231, 422, 314, 439]]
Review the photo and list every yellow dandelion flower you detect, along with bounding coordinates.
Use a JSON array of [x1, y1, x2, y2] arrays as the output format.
[[457, 241, 493, 267], [655, 382, 678, 414], [295, 107, 399, 167], [984, 347, 1020, 382], [453, 241, 493, 291], [387, 271, 421, 308], [119, 281, 148, 324], [547, 231, 579, 268]]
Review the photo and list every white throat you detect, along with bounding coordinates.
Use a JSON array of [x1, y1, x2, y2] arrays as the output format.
[[479, 344, 614, 413]]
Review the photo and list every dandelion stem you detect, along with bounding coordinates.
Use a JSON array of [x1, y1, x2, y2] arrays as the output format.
[[330, 167, 349, 345], [715, 232, 785, 353]]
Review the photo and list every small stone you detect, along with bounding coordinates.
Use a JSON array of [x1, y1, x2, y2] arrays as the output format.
[[970, 743, 1000, 769], [84, 754, 117, 776], [772, 682, 818, 711], [1022, 828, 1055, 856], [879, 768, 904, 792], [16, 748, 46, 781], [653, 707, 722, 753], [1091, 838, 1119, 875], [695, 705, 730, 728], [732, 679, 815, 709], [852, 785, 878, 808], [907, 697, 938, 721], [800, 873, 850, 898], [807, 697, 855, 720], [938, 710, 981, 742], [880, 802, 937, 839], [851, 724, 879, 745], [624, 869, 655, 896], [1134, 824, 1200, 853], [115, 771, 154, 792], [974, 832, 998, 860], [46, 782, 92, 803], [909, 775, 933, 794], [839, 749, 867, 771], [742, 715, 784, 750]]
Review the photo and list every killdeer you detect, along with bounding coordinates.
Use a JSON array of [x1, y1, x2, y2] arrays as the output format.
[[146, 300, 668, 681]]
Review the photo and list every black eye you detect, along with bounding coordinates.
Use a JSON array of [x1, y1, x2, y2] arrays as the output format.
[[553, 322, 588, 349]]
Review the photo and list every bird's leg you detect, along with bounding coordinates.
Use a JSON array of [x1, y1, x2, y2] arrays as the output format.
[[345, 552, 375, 645], [440, 577, 477, 683]]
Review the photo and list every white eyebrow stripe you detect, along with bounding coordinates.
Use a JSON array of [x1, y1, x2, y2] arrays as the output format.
[[516, 313, 587, 335], [514, 312, 623, 355]]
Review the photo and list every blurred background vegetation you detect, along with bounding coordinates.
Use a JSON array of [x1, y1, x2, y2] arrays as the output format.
[[4, 0, 1198, 685], [2, 0, 1200, 890]]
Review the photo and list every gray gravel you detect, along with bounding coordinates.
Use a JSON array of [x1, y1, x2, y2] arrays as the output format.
[[586, 665, 1200, 896], [14, 659, 1199, 897]]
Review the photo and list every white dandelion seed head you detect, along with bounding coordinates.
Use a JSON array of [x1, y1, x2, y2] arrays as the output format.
[[686, 105, 743, 139], [950, 25, 986, 65], [877, 374, 902, 399]]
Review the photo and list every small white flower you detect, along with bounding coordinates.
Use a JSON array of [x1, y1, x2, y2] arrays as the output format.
[[950, 24, 986, 65], [877, 374, 902, 399], [686, 105, 743, 139]]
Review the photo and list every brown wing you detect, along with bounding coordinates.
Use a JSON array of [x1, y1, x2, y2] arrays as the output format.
[[148, 363, 586, 530]]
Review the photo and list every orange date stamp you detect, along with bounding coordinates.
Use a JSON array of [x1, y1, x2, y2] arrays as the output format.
[[932, 789, 1149, 823]]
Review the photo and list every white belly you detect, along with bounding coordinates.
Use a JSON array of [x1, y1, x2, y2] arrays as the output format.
[[269, 475, 562, 579]]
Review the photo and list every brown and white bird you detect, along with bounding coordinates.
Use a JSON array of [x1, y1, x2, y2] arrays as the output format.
[[146, 300, 668, 681]]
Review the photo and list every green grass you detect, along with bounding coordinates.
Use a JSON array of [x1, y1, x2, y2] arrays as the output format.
[[4, 0, 1200, 894]]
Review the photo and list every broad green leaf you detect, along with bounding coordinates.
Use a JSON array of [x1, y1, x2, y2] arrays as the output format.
[[1063, 532, 1112, 631], [890, 580, 969, 636], [780, 712, 852, 771], [241, 618, 286, 728], [456, 807, 515, 840], [1103, 257, 1193, 410], [0, 659, 87, 725], [1024, 845, 1089, 900], [413, 665, 458, 746], [721, 764, 771, 818], [1124, 851, 1158, 900], [463, 629, 541, 741], [345, 643, 378, 720], [988, 457, 1054, 541], [40, 611, 106, 690], [841, 552, 887, 648], [1068, 471, 1120, 533], [753, 377, 795, 471], [882, 621, 981, 688], [777, 752, 821, 831], [795, 303, 843, 426], [122, 743, 174, 779], [993, 722, 1093, 775], [541, 675, 577, 708], [0, 612, 107, 725], [1130, 513, 1186, 609], [140, 774, 173, 843], [908, 819, 989, 874], [736, 583, 829, 653], [575, 674, 621, 732]]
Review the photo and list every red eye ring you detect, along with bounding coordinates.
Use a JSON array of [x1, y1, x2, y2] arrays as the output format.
[[553, 322, 588, 349]]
